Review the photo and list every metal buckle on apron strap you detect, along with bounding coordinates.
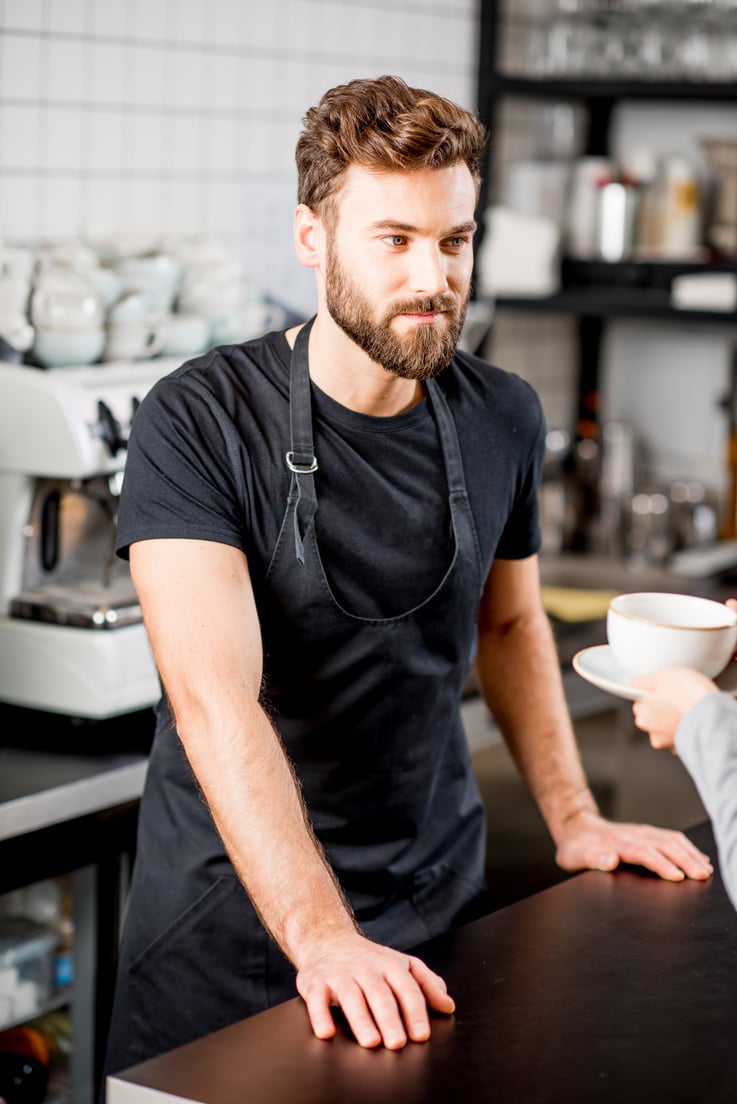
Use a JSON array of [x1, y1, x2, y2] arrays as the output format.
[[285, 450, 318, 474]]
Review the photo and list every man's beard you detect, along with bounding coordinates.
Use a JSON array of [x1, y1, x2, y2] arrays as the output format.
[[324, 242, 469, 381]]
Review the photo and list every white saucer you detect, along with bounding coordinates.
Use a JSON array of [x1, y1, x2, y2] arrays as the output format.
[[572, 644, 737, 702]]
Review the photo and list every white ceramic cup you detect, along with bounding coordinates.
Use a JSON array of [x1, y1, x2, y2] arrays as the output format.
[[116, 253, 182, 313], [86, 266, 123, 308], [607, 591, 737, 679], [0, 315, 34, 353], [103, 319, 167, 362], [107, 289, 158, 325], [0, 245, 34, 283], [39, 241, 99, 271], [30, 267, 106, 332], [161, 313, 211, 357], [32, 328, 105, 368]]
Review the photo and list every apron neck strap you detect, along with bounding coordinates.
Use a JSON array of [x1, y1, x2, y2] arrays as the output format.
[[287, 317, 317, 474], [287, 317, 318, 564], [424, 378, 466, 496]]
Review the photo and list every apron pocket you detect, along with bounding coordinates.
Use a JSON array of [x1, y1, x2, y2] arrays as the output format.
[[124, 875, 293, 1065], [412, 862, 486, 940]]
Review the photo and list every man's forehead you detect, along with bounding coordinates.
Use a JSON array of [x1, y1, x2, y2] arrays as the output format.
[[333, 162, 477, 221]]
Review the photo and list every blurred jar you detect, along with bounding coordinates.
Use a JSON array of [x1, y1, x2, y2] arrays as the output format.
[[596, 179, 640, 262], [566, 157, 615, 257], [596, 421, 637, 557], [670, 480, 718, 550], [539, 428, 570, 554], [626, 490, 672, 567], [659, 156, 702, 257], [560, 435, 601, 553]]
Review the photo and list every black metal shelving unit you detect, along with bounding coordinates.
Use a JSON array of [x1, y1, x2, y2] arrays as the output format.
[[486, 75, 737, 101], [476, 0, 737, 431], [497, 256, 737, 322], [495, 286, 737, 322]]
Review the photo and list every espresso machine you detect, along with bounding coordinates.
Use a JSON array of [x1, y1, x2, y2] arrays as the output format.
[[0, 358, 183, 718]]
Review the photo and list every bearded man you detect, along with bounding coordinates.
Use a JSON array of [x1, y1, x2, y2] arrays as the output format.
[[103, 74, 714, 1082]]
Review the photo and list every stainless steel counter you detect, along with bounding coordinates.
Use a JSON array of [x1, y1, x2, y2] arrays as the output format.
[[0, 747, 147, 842], [0, 704, 153, 847], [539, 550, 737, 599], [0, 705, 155, 1104]]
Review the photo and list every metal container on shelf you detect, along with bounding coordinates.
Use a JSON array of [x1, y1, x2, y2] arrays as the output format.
[[596, 421, 637, 557], [595, 181, 640, 263], [0, 918, 58, 1031], [702, 138, 737, 258]]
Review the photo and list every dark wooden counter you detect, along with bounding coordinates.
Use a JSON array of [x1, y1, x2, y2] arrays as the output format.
[[108, 821, 737, 1104]]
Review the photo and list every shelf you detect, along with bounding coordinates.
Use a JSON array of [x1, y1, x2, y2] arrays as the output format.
[[493, 286, 737, 322], [0, 986, 72, 1034], [476, 257, 737, 322], [487, 74, 737, 102], [561, 257, 737, 286]]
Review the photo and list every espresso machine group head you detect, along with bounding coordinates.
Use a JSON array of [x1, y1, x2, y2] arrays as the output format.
[[0, 358, 183, 718]]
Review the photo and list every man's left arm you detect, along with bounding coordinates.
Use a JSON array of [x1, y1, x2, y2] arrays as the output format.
[[473, 554, 714, 882]]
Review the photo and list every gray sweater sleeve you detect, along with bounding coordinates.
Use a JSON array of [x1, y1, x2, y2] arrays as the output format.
[[675, 692, 737, 912]]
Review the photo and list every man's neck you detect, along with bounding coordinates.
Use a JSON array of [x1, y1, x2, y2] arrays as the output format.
[[285, 316, 424, 417]]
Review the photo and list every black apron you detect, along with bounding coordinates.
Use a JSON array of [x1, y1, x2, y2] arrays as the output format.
[[103, 319, 488, 1077]]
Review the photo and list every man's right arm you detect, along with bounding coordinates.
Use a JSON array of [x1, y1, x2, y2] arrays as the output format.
[[130, 537, 454, 1047]]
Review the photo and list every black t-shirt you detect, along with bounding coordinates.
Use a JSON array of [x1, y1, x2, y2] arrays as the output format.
[[116, 331, 545, 618]]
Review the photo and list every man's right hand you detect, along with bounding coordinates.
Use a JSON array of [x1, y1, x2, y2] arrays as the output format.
[[295, 932, 455, 1049]]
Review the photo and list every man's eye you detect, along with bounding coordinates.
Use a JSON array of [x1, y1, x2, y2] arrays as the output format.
[[384, 235, 406, 247], [446, 236, 470, 249]]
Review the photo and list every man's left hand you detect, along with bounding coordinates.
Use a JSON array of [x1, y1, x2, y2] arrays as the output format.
[[554, 810, 714, 882]]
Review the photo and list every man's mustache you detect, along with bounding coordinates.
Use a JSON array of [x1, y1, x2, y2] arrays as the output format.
[[390, 296, 459, 316]]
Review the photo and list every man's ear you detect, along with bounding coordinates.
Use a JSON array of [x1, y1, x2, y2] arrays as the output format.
[[294, 204, 323, 269]]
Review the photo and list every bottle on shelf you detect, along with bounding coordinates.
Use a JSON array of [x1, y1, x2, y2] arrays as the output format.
[[0, 1025, 50, 1104]]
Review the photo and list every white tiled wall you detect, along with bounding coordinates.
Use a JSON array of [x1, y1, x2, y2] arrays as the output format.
[[488, 310, 578, 434], [0, 0, 479, 315]]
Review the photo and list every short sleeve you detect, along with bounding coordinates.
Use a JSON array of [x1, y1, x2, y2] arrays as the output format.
[[494, 380, 546, 560], [116, 373, 248, 560]]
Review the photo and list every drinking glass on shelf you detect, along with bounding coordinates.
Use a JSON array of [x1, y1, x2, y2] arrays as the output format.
[[677, 23, 713, 78], [521, 0, 737, 81], [523, 0, 594, 77]]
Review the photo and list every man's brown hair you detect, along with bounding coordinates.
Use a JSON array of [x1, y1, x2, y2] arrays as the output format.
[[295, 74, 487, 219]]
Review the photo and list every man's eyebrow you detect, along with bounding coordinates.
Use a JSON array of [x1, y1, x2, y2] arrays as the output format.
[[367, 220, 477, 235]]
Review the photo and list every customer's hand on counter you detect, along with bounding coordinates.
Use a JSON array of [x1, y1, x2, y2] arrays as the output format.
[[553, 808, 714, 883], [295, 931, 455, 1049]]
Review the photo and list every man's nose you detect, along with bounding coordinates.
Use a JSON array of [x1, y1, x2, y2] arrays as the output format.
[[408, 244, 448, 298]]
